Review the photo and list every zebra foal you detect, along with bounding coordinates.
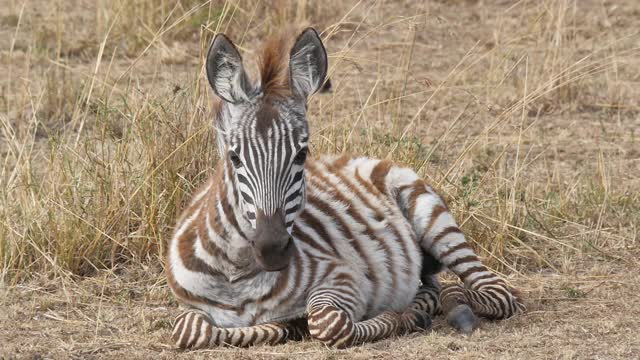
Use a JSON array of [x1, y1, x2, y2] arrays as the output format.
[[166, 27, 525, 349]]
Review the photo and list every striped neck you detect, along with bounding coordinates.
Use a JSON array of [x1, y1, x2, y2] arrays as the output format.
[[202, 160, 258, 279], [221, 159, 255, 240]]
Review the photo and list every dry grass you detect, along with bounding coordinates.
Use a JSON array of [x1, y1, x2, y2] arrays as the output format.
[[1, 0, 639, 358]]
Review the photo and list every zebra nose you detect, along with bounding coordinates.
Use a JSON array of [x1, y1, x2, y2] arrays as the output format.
[[253, 209, 294, 271]]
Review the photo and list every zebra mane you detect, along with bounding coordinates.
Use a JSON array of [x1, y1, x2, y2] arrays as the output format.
[[258, 28, 296, 99]]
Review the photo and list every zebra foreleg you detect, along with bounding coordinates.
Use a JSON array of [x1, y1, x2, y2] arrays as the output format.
[[171, 310, 307, 349], [306, 290, 428, 348], [406, 274, 442, 318]]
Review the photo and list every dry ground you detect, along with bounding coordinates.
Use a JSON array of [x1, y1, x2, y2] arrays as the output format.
[[1, 0, 639, 359]]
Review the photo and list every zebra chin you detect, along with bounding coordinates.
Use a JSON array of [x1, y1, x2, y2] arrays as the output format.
[[252, 209, 295, 272]]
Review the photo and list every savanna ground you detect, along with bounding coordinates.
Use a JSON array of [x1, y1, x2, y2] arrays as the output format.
[[1, 0, 639, 358]]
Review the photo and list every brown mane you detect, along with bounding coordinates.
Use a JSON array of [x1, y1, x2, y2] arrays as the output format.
[[258, 29, 296, 98]]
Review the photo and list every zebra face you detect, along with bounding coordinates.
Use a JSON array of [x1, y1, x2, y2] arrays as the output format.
[[226, 101, 309, 231], [206, 28, 327, 271], [225, 101, 309, 271]]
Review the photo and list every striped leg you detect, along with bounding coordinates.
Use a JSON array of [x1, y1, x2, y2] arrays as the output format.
[[398, 285, 438, 334], [377, 164, 524, 332], [306, 289, 427, 348], [403, 181, 524, 330], [171, 310, 307, 349], [406, 273, 442, 318]]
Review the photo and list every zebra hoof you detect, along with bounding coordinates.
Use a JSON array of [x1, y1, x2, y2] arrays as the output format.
[[447, 304, 478, 334]]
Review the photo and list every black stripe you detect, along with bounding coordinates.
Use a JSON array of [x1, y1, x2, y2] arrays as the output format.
[[285, 204, 300, 215], [240, 190, 254, 205], [237, 173, 253, 189], [288, 169, 304, 189], [285, 189, 301, 204]]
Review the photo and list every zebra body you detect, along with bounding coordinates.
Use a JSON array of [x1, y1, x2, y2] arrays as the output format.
[[166, 28, 524, 349], [169, 155, 424, 326]]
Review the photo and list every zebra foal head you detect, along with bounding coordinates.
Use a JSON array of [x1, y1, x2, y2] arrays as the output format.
[[205, 28, 328, 271]]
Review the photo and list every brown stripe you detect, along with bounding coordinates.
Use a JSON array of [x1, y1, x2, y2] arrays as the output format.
[[474, 290, 501, 317], [349, 169, 404, 294], [306, 168, 334, 194], [304, 182, 379, 315], [280, 248, 303, 303], [198, 208, 238, 267], [297, 210, 341, 257], [235, 329, 245, 346], [466, 273, 499, 288], [247, 328, 259, 345], [189, 315, 204, 347], [220, 328, 230, 346], [218, 175, 247, 240], [351, 170, 387, 225], [213, 327, 222, 346], [316, 309, 341, 331], [319, 262, 338, 283], [328, 153, 352, 170], [439, 241, 472, 259], [305, 256, 318, 298], [224, 157, 236, 203], [310, 305, 335, 321], [395, 184, 413, 214], [458, 265, 489, 281], [180, 312, 195, 348], [333, 272, 355, 284], [253, 249, 302, 320], [177, 225, 221, 277], [408, 180, 431, 220], [369, 160, 393, 195], [166, 262, 242, 312], [204, 321, 212, 347], [429, 226, 462, 249], [423, 204, 448, 238], [446, 255, 480, 269], [327, 312, 349, 343], [484, 286, 514, 316], [208, 199, 228, 239], [307, 163, 391, 302], [170, 283, 242, 312], [324, 286, 359, 304], [324, 290, 358, 314]]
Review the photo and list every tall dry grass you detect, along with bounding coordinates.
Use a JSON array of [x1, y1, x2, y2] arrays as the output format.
[[1, 0, 638, 284]]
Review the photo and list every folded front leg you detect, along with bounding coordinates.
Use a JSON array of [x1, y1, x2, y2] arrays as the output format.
[[172, 310, 307, 349], [306, 287, 427, 348]]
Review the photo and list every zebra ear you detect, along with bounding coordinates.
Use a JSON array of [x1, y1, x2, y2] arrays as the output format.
[[289, 28, 328, 100], [206, 34, 252, 104]]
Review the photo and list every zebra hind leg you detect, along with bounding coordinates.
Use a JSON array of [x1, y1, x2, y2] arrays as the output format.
[[373, 162, 524, 332], [171, 310, 307, 349], [408, 186, 525, 330], [440, 282, 525, 333]]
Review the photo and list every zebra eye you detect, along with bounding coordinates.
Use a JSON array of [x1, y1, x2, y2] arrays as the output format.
[[293, 148, 308, 166], [228, 151, 243, 168]]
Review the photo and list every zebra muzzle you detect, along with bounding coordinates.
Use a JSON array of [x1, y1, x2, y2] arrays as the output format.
[[253, 209, 294, 271]]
